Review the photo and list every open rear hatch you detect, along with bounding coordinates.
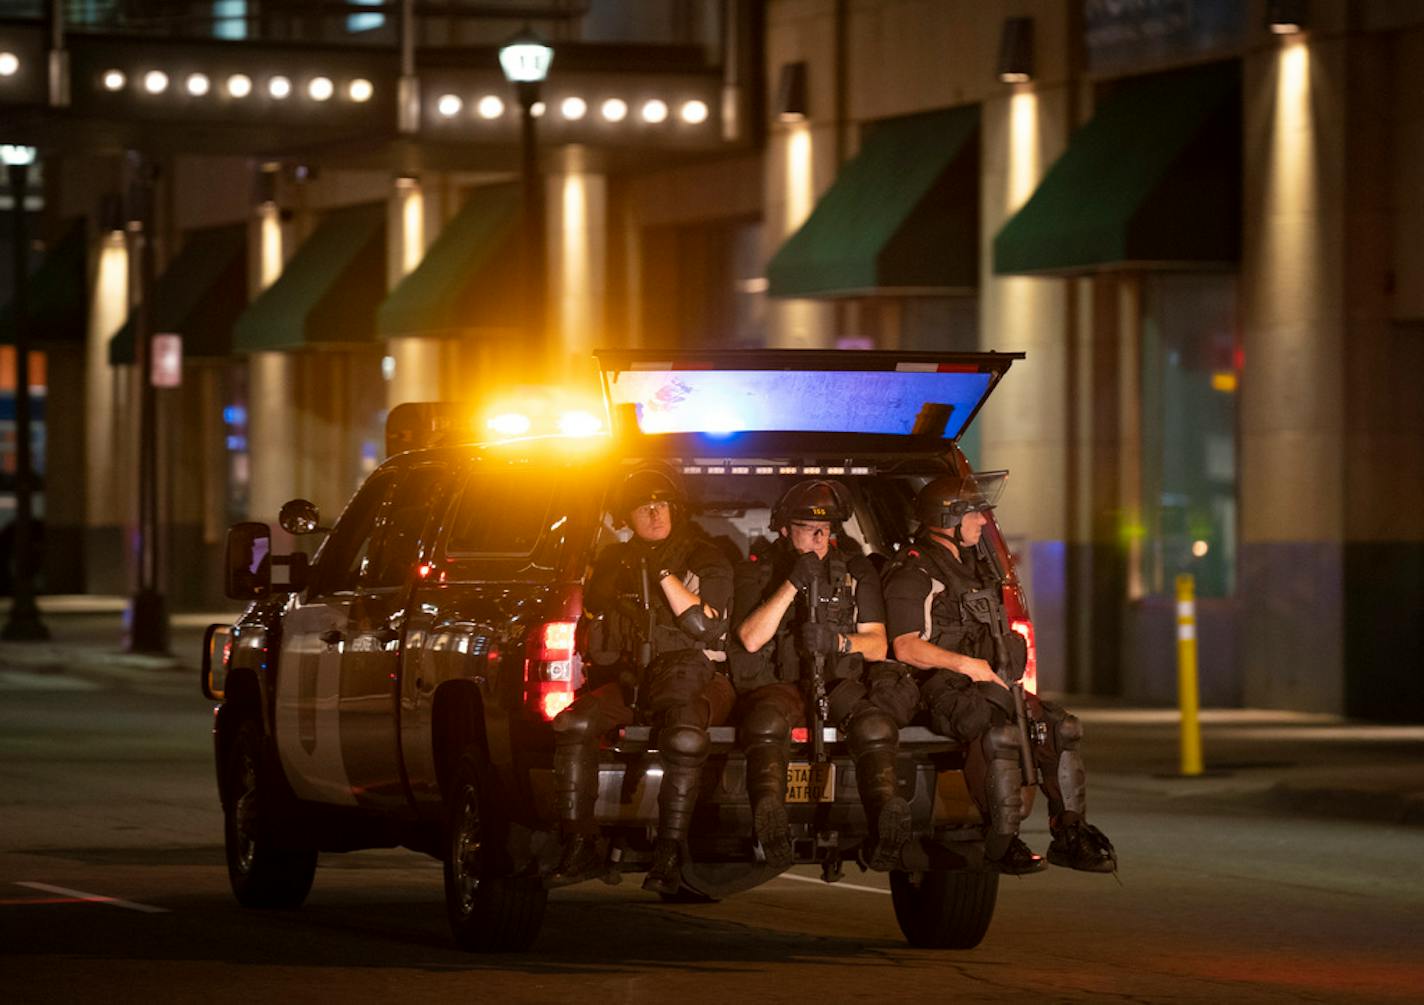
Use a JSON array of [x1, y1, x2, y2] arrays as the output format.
[[596, 349, 1023, 455]]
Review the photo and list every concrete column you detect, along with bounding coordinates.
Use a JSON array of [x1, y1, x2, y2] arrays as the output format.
[[384, 173, 445, 410], [1239, 33, 1347, 713], [548, 146, 606, 387], [84, 230, 130, 528], [978, 83, 1073, 693], [246, 350, 299, 523], [763, 121, 836, 348]]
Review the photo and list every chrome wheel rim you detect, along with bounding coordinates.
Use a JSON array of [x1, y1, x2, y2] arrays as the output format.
[[452, 784, 481, 913]]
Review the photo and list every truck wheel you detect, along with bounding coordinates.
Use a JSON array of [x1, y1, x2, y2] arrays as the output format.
[[889, 869, 999, 949], [223, 718, 317, 908], [443, 751, 547, 952]]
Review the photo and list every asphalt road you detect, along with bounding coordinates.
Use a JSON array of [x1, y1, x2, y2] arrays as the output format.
[[2, 667, 1421, 1003]]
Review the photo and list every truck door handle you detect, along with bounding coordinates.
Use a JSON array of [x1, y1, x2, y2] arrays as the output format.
[[319, 629, 344, 646]]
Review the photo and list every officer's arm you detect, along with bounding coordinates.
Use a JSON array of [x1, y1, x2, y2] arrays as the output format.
[[847, 621, 887, 661], [737, 580, 797, 653], [892, 632, 1002, 686]]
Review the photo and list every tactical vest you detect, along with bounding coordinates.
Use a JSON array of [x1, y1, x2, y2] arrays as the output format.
[[885, 535, 994, 662], [770, 548, 861, 684], [596, 530, 723, 662]]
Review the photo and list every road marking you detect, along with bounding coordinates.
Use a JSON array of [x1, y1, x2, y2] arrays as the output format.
[[15, 882, 169, 914], [774, 873, 891, 896]]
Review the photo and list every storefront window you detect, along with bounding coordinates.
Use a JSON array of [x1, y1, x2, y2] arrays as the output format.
[[1140, 273, 1238, 597]]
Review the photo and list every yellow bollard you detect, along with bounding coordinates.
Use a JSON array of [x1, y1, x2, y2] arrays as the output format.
[[1175, 573, 1204, 776]]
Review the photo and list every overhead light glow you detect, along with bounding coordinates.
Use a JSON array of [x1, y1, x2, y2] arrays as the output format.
[[308, 76, 334, 101], [498, 32, 554, 84], [0, 144, 37, 167], [601, 97, 627, 122], [268, 75, 292, 99], [185, 72, 210, 96], [348, 78, 373, 102], [557, 410, 603, 438], [437, 93, 463, 117], [102, 68, 127, 91], [226, 73, 252, 98], [0, 52, 18, 77], [641, 99, 668, 124], [560, 96, 587, 120], [531, 100, 546, 118], [477, 94, 505, 119], [1192, 539, 1210, 558], [487, 412, 532, 436], [680, 99, 709, 124], [143, 70, 169, 94]]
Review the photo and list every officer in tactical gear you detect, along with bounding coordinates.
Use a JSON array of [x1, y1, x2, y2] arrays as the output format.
[[882, 471, 1117, 874], [731, 479, 912, 872], [546, 462, 735, 893]]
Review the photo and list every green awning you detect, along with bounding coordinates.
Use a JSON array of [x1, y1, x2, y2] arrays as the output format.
[[233, 202, 386, 353], [109, 223, 247, 365], [376, 183, 522, 339], [766, 105, 980, 298], [0, 218, 87, 346], [994, 61, 1241, 276]]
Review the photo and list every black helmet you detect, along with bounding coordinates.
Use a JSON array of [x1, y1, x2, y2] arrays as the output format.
[[915, 470, 1007, 529], [771, 479, 854, 530], [614, 462, 686, 519]]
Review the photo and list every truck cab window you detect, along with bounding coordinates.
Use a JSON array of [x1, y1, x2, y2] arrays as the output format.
[[362, 464, 453, 588], [447, 470, 557, 556], [308, 470, 397, 596]]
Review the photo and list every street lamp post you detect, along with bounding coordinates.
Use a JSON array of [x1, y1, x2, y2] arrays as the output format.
[[1, 143, 49, 640], [499, 28, 553, 359]]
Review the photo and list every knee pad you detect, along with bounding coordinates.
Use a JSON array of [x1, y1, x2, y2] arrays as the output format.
[[1055, 713, 1083, 751], [552, 706, 596, 743], [846, 707, 898, 757], [740, 703, 791, 748], [981, 723, 1021, 762], [658, 723, 708, 764]]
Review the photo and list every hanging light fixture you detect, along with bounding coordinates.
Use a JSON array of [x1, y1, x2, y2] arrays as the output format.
[[776, 61, 808, 123], [997, 17, 1035, 83], [1268, 0, 1307, 34]]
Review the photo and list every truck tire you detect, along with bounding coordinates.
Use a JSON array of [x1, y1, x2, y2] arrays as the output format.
[[889, 869, 999, 949], [443, 750, 547, 952], [223, 718, 318, 909]]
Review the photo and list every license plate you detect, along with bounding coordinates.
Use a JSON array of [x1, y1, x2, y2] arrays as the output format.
[[786, 762, 835, 803]]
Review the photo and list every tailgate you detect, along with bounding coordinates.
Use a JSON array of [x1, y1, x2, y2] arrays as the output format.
[[596, 349, 1022, 443]]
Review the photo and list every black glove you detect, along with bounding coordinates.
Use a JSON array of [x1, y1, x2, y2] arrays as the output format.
[[786, 551, 824, 591], [799, 621, 840, 656], [1007, 633, 1029, 681]]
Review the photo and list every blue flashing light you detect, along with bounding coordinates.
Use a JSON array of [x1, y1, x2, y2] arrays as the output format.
[[225, 434, 247, 451], [223, 405, 247, 426]]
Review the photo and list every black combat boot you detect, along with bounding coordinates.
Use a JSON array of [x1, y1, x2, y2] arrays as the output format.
[[545, 745, 605, 888], [1048, 819, 1117, 873], [745, 744, 793, 870], [856, 748, 911, 871], [643, 838, 683, 895]]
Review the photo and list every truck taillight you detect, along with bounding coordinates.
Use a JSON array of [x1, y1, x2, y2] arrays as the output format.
[[1011, 618, 1038, 695], [524, 619, 582, 721]]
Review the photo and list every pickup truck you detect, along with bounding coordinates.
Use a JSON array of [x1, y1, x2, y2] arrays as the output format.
[[202, 349, 1037, 952]]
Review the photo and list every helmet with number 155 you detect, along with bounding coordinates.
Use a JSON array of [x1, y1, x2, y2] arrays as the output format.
[[771, 479, 854, 531]]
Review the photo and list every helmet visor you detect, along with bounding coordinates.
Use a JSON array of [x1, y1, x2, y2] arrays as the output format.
[[958, 469, 1007, 512]]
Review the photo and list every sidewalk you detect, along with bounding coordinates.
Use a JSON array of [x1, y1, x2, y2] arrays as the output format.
[[2, 597, 1420, 828]]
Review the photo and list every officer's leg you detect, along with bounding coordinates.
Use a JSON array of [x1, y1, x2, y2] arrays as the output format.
[[739, 684, 800, 870], [924, 672, 1044, 874], [844, 702, 912, 871], [1034, 698, 1116, 873], [642, 656, 717, 893], [547, 683, 632, 887]]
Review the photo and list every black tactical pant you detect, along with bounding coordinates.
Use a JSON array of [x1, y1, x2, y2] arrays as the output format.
[[865, 665, 1084, 824], [552, 650, 734, 839]]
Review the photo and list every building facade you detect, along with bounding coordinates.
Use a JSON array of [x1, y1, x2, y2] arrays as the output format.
[[1, 0, 1420, 719]]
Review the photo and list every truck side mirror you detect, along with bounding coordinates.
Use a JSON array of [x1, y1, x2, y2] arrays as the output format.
[[225, 522, 272, 600]]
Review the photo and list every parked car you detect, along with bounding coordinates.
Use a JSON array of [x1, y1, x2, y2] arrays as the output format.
[[202, 349, 1036, 952]]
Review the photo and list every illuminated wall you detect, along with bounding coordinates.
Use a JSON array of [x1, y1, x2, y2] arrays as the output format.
[[85, 232, 132, 526], [1239, 32, 1347, 712], [549, 146, 606, 388]]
